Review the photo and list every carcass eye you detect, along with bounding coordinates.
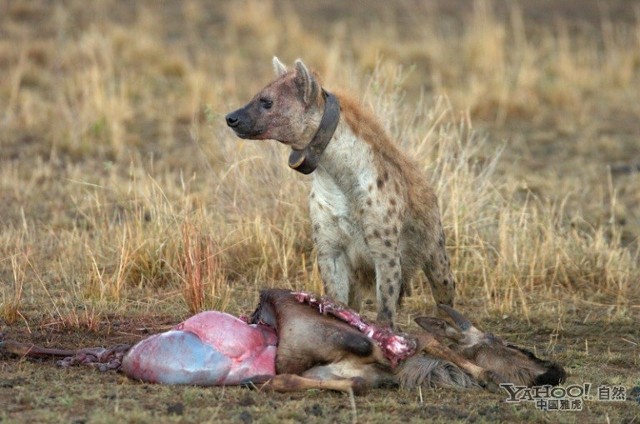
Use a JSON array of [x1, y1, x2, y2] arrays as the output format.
[[260, 98, 273, 109]]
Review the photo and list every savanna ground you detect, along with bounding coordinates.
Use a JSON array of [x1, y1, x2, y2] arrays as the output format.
[[1, 0, 639, 422]]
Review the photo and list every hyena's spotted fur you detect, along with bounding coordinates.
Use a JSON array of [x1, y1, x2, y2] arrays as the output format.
[[226, 57, 456, 327]]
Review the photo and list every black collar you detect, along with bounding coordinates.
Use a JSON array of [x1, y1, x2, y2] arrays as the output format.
[[288, 89, 340, 175]]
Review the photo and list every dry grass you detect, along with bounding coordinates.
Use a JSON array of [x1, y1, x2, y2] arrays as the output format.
[[1, 1, 639, 422], [0, 0, 638, 328], [180, 219, 230, 313]]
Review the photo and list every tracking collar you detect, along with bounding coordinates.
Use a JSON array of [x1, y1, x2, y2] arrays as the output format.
[[288, 89, 340, 175]]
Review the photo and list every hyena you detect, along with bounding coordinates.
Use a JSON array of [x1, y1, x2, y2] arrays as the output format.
[[226, 57, 456, 327]]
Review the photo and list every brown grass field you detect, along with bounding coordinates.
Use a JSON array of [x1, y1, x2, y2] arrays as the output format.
[[1, 0, 639, 422]]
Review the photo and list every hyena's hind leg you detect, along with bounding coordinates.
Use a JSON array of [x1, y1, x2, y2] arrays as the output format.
[[422, 231, 456, 310]]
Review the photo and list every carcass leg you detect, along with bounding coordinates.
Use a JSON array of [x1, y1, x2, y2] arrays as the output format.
[[1, 339, 129, 371], [252, 374, 365, 395], [0, 340, 77, 358]]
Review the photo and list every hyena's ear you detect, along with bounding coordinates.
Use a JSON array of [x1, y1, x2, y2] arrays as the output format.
[[294, 59, 319, 105], [273, 56, 288, 77]]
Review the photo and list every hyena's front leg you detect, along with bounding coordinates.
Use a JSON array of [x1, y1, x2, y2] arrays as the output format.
[[316, 248, 352, 303], [310, 186, 356, 305], [374, 253, 402, 326], [349, 267, 375, 313], [361, 176, 407, 327], [363, 225, 402, 327]]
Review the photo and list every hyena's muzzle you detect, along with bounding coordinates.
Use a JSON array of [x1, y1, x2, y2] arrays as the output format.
[[225, 102, 267, 139]]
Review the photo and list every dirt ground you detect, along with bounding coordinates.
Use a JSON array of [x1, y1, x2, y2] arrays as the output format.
[[1, 0, 639, 422], [2, 307, 639, 423]]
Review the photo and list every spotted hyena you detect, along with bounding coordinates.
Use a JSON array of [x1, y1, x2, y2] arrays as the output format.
[[226, 57, 456, 327]]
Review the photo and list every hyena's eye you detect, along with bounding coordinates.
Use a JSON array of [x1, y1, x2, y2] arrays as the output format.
[[259, 98, 273, 109]]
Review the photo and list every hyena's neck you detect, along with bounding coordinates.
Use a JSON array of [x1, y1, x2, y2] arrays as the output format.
[[311, 91, 399, 191], [315, 120, 377, 187]]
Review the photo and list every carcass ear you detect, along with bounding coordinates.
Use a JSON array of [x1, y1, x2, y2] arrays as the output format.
[[436, 305, 486, 345], [437, 304, 472, 331], [294, 59, 319, 105], [414, 317, 463, 342], [273, 56, 288, 77]]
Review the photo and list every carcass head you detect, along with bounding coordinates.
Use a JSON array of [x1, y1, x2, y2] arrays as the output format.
[[415, 305, 566, 387]]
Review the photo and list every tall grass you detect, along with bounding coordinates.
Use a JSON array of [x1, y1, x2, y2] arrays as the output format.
[[0, 0, 638, 328], [359, 66, 637, 318]]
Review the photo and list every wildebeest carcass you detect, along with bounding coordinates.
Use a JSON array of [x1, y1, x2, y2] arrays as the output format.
[[1, 289, 565, 394]]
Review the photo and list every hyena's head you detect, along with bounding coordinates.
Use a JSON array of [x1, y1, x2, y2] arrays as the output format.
[[225, 57, 325, 150]]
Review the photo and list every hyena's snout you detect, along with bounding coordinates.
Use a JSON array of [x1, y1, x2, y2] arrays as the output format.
[[225, 106, 261, 139], [225, 108, 246, 131], [225, 111, 241, 129]]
